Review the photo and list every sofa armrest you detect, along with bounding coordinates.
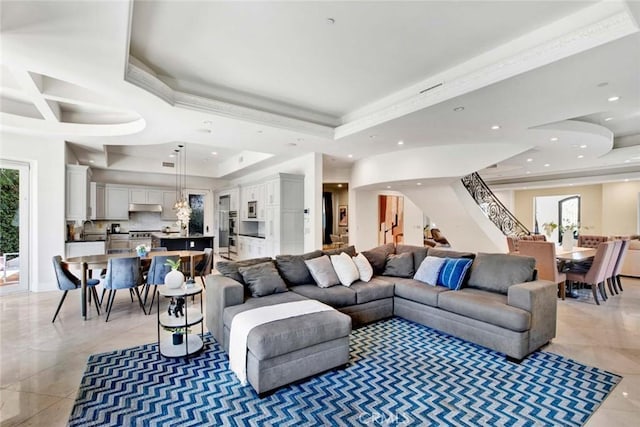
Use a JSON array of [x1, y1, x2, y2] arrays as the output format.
[[205, 274, 245, 348], [507, 280, 557, 353]]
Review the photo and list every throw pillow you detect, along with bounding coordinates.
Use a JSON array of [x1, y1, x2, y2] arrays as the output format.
[[396, 245, 428, 270], [275, 250, 323, 286], [427, 248, 476, 260], [304, 255, 340, 288], [383, 252, 414, 278], [437, 258, 473, 290], [330, 252, 360, 287], [237, 261, 288, 297], [413, 256, 446, 285], [362, 243, 395, 275], [352, 253, 373, 282], [323, 245, 357, 257], [216, 257, 273, 284], [467, 253, 536, 294]]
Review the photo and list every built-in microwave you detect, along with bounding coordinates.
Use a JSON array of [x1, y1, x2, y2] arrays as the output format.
[[248, 201, 257, 218]]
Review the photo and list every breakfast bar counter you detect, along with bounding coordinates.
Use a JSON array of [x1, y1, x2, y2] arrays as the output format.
[[151, 233, 214, 251]]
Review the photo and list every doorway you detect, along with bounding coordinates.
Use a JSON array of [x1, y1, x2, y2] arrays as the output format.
[[0, 160, 29, 293]]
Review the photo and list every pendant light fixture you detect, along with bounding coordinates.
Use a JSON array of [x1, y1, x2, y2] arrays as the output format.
[[173, 144, 191, 235]]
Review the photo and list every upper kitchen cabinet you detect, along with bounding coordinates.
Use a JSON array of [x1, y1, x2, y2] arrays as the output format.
[[161, 190, 177, 220], [240, 183, 266, 221], [104, 184, 129, 220], [65, 165, 91, 221], [90, 182, 105, 220], [130, 188, 163, 204]]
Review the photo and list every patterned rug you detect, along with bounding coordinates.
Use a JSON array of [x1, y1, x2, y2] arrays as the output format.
[[69, 318, 620, 426]]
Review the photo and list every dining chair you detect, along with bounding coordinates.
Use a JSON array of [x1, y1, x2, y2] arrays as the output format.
[[611, 239, 629, 293], [150, 247, 168, 252], [330, 234, 344, 249], [517, 241, 567, 299], [144, 255, 179, 313], [506, 236, 519, 253], [51, 256, 101, 322], [193, 248, 214, 287], [566, 241, 615, 305], [102, 256, 146, 321], [605, 240, 625, 295], [577, 235, 609, 249]]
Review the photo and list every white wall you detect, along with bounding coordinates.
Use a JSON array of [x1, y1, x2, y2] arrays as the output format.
[[230, 152, 323, 252], [1, 133, 66, 292]]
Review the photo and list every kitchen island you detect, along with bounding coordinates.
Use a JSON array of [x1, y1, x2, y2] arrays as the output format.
[[151, 233, 214, 251]]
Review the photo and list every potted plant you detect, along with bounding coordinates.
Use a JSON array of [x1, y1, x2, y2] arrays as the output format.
[[164, 259, 184, 289], [135, 244, 150, 257], [163, 326, 190, 345], [541, 222, 558, 239]]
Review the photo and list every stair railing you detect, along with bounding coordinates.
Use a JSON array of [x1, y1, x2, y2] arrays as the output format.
[[461, 173, 530, 237]]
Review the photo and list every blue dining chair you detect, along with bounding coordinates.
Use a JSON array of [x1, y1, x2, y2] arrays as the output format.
[[103, 256, 146, 321], [144, 255, 179, 313], [51, 256, 101, 322]]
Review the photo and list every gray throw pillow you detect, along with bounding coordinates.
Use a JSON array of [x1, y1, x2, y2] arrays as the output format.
[[427, 248, 476, 260], [304, 255, 340, 288], [322, 245, 357, 257], [383, 252, 414, 278], [362, 243, 395, 275], [467, 253, 536, 294], [396, 244, 428, 270], [238, 261, 288, 297], [275, 250, 323, 286], [216, 257, 273, 284]]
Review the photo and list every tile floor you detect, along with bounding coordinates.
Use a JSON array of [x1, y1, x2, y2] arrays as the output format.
[[0, 278, 639, 426]]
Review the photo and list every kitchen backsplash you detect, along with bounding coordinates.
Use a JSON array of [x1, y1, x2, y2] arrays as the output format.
[[81, 212, 178, 234]]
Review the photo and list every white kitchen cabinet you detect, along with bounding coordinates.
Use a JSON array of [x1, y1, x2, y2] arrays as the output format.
[[66, 165, 91, 221], [130, 188, 164, 204], [90, 182, 105, 220], [105, 185, 129, 220], [229, 187, 239, 212], [240, 183, 266, 221], [65, 241, 105, 258], [161, 191, 177, 220], [266, 179, 280, 206], [263, 174, 304, 258]]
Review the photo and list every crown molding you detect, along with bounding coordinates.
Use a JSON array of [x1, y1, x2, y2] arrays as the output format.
[[335, 6, 638, 139]]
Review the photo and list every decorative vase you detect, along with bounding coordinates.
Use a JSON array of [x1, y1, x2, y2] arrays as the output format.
[[165, 269, 184, 289], [562, 232, 574, 251], [172, 333, 183, 345]]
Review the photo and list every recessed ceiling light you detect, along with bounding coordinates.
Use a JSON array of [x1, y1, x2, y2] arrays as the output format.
[[169, 154, 176, 158], [211, 151, 217, 155], [337, 184, 342, 188], [257, 130, 263, 133], [544, 163, 550, 167], [347, 154, 353, 158], [288, 143, 297, 147], [604, 117, 613, 121], [597, 82, 609, 87], [416, 182, 422, 186], [327, 18, 335, 24], [526, 171, 531, 174], [607, 96, 620, 102], [624, 159, 631, 163], [491, 125, 501, 130], [568, 184, 574, 186], [397, 140, 404, 145], [453, 106, 464, 112], [526, 158, 533, 162], [369, 135, 376, 139], [624, 179, 630, 182], [580, 144, 587, 149], [550, 137, 558, 142], [386, 185, 391, 189], [89, 160, 95, 163], [577, 155, 584, 159]]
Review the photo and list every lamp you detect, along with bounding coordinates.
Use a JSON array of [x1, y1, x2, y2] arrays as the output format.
[[173, 144, 191, 235]]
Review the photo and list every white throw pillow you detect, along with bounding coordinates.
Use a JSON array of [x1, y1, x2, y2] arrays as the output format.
[[330, 252, 360, 287], [414, 256, 446, 285], [304, 255, 340, 288], [352, 253, 374, 282]]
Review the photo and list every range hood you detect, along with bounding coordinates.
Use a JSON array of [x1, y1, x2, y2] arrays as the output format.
[[128, 203, 163, 213]]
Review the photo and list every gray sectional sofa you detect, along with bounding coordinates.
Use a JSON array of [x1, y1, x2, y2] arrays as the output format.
[[206, 244, 558, 394]]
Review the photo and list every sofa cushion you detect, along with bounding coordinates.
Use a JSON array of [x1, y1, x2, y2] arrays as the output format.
[[275, 250, 323, 286], [238, 261, 288, 297], [467, 253, 536, 294], [352, 253, 373, 282], [330, 252, 360, 287], [362, 243, 395, 275], [437, 258, 473, 290], [413, 256, 446, 285], [223, 291, 309, 327], [427, 248, 476, 260], [395, 245, 428, 271], [438, 288, 531, 332], [322, 245, 357, 257], [305, 255, 340, 288], [290, 284, 357, 308], [349, 277, 395, 304], [216, 257, 274, 285], [383, 252, 414, 278], [391, 277, 450, 307]]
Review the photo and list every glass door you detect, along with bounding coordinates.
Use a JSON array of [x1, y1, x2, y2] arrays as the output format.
[[0, 160, 29, 294]]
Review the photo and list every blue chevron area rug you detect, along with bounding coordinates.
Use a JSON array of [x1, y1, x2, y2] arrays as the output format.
[[69, 318, 620, 426]]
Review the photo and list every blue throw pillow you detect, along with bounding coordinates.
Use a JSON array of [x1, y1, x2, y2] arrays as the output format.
[[437, 258, 473, 290]]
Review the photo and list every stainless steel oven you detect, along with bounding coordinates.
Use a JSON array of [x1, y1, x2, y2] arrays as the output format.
[[247, 201, 257, 218]]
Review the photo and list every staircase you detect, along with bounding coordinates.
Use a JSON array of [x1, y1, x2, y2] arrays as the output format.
[[461, 173, 530, 237]]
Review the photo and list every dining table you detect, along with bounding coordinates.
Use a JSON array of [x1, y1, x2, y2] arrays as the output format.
[[556, 246, 597, 262], [63, 250, 205, 320]]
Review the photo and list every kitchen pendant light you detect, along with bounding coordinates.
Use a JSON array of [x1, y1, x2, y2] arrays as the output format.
[[173, 144, 191, 235]]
